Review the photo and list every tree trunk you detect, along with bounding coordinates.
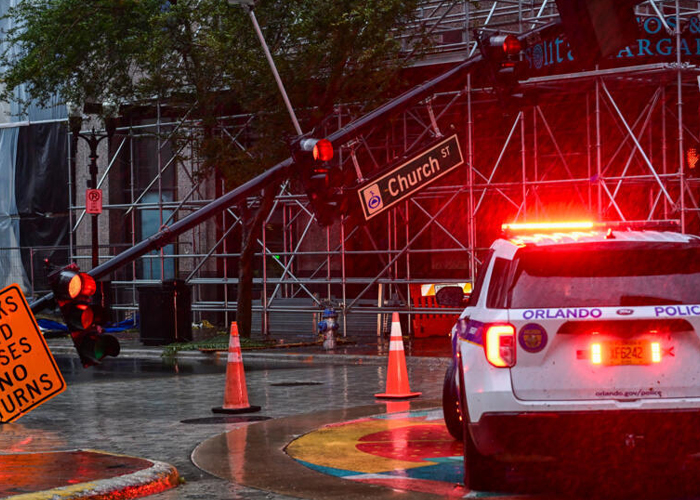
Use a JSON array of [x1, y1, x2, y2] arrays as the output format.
[[236, 186, 278, 339]]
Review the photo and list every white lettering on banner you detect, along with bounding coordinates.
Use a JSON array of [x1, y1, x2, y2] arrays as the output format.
[[524, 16, 700, 72], [389, 340, 404, 351]]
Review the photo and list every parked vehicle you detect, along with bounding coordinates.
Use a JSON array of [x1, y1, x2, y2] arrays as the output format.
[[442, 221, 700, 490]]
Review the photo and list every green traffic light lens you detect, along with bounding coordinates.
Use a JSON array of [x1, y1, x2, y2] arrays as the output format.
[[74, 332, 120, 367], [94, 335, 120, 360]]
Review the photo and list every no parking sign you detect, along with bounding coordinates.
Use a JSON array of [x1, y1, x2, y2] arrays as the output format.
[[86, 189, 103, 214]]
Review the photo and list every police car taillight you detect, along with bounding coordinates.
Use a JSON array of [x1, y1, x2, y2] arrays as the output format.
[[484, 324, 516, 368]]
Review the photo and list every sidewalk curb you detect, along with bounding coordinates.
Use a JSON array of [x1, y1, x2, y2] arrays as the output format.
[[5, 450, 179, 500], [46, 344, 451, 368], [242, 351, 451, 368]]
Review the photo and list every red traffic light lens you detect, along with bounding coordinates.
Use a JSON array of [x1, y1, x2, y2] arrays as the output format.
[[78, 304, 94, 329], [502, 35, 521, 55], [312, 139, 333, 162], [79, 273, 97, 297], [64, 302, 94, 330]]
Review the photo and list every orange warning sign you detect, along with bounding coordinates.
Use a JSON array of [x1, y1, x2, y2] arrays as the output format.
[[0, 284, 66, 423]]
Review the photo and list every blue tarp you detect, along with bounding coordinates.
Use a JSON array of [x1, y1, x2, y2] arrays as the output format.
[[38, 316, 138, 334]]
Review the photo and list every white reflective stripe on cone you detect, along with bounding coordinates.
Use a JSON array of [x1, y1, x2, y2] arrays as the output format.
[[228, 351, 242, 363], [230, 337, 241, 348], [389, 340, 404, 351]]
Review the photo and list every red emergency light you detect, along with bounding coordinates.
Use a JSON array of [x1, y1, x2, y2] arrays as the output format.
[[502, 221, 595, 233], [502, 220, 681, 237]]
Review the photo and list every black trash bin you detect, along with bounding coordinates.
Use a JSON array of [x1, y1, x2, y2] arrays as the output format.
[[138, 280, 192, 346]]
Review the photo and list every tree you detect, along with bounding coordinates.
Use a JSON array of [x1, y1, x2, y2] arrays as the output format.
[[0, 0, 433, 337]]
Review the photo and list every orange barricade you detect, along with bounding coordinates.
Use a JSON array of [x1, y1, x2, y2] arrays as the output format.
[[409, 284, 460, 338]]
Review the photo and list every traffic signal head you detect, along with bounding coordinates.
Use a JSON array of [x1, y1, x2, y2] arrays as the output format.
[[479, 33, 527, 87], [293, 137, 334, 163], [555, 0, 643, 67], [50, 266, 95, 301], [71, 328, 120, 368], [299, 138, 334, 162], [47, 263, 119, 368], [291, 137, 346, 226]]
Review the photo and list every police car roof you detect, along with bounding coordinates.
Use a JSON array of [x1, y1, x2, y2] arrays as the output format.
[[497, 229, 700, 249]]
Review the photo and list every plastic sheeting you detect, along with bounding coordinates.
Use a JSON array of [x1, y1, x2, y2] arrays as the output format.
[[0, 0, 66, 124], [15, 123, 70, 293], [0, 127, 29, 292], [0, 1, 69, 295]]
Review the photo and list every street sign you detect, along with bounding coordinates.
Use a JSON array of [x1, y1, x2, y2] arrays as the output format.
[[0, 285, 66, 423], [357, 135, 464, 220], [86, 189, 103, 214]]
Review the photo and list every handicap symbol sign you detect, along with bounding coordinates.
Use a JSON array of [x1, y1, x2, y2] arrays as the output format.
[[362, 184, 384, 215]]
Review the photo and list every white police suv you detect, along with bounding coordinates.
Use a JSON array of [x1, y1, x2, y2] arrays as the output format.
[[441, 221, 700, 490]]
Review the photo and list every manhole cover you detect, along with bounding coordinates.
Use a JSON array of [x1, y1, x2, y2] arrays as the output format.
[[270, 381, 324, 387], [181, 416, 271, 424]]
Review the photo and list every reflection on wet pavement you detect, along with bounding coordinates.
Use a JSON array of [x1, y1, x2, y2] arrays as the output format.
[[194, 403, 700, 500], [0, 450, 160, 496]]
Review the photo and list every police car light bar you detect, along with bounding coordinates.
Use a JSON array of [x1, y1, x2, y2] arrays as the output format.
[[501, 221, 594, 233], [502, 220, 681, 235]]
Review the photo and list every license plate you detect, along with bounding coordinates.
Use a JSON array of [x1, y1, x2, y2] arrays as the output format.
[[604, 340, 651, 365]]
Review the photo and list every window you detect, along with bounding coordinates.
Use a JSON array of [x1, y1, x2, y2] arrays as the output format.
[[467, 250, 494, 307], [486, 258, 512, 309], [507, 242, 700, 309]]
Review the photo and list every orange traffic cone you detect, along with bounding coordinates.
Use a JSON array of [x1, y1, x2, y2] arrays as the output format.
[[375, 312, 421, 399], [212, 322, 261, 414]]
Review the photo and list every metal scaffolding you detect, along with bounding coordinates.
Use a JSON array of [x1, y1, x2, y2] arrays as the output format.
[[62, 1, 700, 340]]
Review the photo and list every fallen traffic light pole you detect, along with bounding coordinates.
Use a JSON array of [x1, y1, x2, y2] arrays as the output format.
[[29, 52, 486, 315], [29, 19, 571, 317]]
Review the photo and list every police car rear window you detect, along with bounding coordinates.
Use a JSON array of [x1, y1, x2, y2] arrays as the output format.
[[506, 243, 700, 309]]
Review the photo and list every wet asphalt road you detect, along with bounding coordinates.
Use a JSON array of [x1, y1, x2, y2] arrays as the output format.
[[3, 353, 445, 500], [8, 352, 700, 499]]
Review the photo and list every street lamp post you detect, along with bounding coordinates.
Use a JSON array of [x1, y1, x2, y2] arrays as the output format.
[[227, 0, 303, 136], [67, 101, 118, 270]]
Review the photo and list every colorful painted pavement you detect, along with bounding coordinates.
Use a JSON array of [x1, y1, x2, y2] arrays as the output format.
[[286, 405, 470, 498]]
